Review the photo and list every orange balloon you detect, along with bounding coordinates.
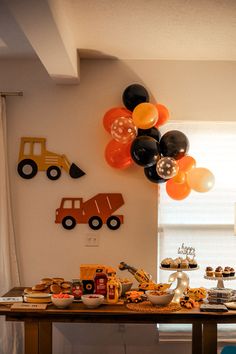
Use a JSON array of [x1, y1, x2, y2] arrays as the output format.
[[187, 167, 215, 193], [103, 107, 132, 133], [166, 179, 191, 200], [172, 171, 186, 184], [178, 155, 196, 172], [132, 102, 158, 129], [105, 139, 133, 169], [155, 103, 169, 128]]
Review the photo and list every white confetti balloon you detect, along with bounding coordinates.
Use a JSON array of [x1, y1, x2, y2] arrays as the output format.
[[156, 157, 179, 179], [111, 117, 137, 144]]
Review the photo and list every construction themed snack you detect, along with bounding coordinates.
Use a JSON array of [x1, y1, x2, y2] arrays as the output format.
[[180, 296, 197, 309], [184, 287, 207, 302], [125, 291, 146, 303]]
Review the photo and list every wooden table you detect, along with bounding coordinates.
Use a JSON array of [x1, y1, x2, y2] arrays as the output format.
[[1, 287, 236, 354]]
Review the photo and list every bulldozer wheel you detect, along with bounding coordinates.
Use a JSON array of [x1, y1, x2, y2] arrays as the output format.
[[62, 216, 76, 230], [88, 216, 103, 230], [46, 166, 61, 180], [106, 216, 121, 230], [17, 159, 38, 179]]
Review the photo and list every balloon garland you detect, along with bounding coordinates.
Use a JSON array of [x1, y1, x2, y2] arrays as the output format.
[[103, 84, 215, 200]]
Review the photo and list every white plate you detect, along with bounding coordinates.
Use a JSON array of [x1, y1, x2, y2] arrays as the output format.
[[24, 293, 51, 298], [204, 276, 236, 281], [160, 266, 199, 271], [224, 302, 236, 310]]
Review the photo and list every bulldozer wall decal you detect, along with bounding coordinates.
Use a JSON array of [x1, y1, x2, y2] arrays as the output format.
[[17, 137, 85, 180], [55, 193, 124, 230]]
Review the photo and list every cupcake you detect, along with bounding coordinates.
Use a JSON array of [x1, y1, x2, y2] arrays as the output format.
[[174, 257, 183, 268], [205, 266, 214, 277], [222, 269, 230, 277], [161, 258, 172, 268], [189, 259, 198, 268], [170, 260, 179, 269], [180, 259, 189, 269], [214, 267, 222, 277], [230, 268, 235, 277]]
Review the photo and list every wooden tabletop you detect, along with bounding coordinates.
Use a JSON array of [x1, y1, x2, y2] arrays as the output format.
[[1, 287, 236, 325]]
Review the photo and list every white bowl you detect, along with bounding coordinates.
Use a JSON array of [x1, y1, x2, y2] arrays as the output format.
[[81, 294, 104, 308], [146, 289, 174, 306], [51, 295, 74, 308]]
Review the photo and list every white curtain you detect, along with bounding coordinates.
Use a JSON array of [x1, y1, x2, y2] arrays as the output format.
[[0, 97, 22, 354]]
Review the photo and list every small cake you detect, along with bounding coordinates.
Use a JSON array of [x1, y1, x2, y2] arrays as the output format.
[[230, 267, 235, 277], [222, 270, 230, 277], [161, 258, 172, 268], [170, 260, 179, 269], [180, 259, 189, 269], [174, 257, 182, 268], [216, 266, 223, 272], [205, 266, 214, 277], [189, 259, 198, 268], [214, 266, 223, 277]]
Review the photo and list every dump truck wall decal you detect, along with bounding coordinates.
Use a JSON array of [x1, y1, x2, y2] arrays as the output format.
[[17, 137, 85, 180], [55, 193, 124, 230]]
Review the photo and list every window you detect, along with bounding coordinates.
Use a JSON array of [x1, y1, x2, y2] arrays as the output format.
[[158, 121, 236, 288], [157, 121, 236, 341]]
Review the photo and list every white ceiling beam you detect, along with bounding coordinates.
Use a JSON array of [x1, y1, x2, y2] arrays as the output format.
[[5, 0, 80, 84]]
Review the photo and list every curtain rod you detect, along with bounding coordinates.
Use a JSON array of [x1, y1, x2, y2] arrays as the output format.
[[0, 91, 23, 97]]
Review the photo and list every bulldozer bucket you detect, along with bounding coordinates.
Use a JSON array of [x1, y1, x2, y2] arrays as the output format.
[[69, 163, 86, 178]]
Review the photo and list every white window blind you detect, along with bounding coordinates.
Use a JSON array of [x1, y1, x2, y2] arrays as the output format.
[[158, 121, 236, 289]]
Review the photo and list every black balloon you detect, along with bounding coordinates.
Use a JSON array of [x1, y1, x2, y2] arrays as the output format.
[[160, 130, 189, 160], [144, 164, 167, 183], [138, 127, 161, 142], [144, 164, 167, 184], [122, 84, 149, 111], [130, 136, 160, 167]]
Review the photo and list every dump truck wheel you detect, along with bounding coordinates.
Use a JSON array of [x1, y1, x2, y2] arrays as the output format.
[[88, 216, 103, 230], [47, 166, 61, 180], [62, 216, 76, 230], [106, 216, 121, 230], [17, 159, 38, 179]]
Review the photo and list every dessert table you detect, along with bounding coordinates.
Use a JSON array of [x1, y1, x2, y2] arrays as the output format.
[[1, 287, 236, 354]]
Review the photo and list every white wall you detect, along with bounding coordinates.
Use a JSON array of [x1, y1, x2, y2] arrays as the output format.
[[1, 58, 236, 353], [2, 58, 159, 286]]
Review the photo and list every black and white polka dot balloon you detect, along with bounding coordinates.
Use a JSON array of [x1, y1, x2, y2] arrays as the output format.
[[156, 157, 179, 179]]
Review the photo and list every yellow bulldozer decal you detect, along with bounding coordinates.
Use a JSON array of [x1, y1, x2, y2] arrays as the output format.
[[17, 137, 85, 180]]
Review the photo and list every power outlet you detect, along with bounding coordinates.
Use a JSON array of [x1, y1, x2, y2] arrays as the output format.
[[85, 233, 99, 247]]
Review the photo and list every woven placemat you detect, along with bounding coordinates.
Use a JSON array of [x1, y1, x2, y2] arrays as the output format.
[[126, 301, 181, 312]]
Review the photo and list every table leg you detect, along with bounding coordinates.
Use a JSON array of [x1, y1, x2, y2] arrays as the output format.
[[202, 322, 217, 354], [192, 323, 202, 354], [25, 320, 39, 354], [25, 320, 52, 354], [39, 322, 52, 354]]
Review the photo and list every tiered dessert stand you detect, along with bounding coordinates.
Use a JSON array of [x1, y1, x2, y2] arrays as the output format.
[[204, 275, 236, 289], [160, 266, 199, 302], [160, 244, 199, 302]]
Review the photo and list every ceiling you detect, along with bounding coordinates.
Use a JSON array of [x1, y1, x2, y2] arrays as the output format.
[[1, 0, 236, 83]]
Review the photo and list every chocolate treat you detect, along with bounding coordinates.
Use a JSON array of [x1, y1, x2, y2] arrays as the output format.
[[222, 270, 230, 277], [215, 266, 223, 272]]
